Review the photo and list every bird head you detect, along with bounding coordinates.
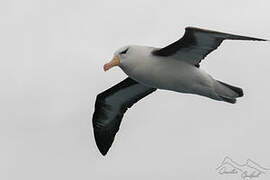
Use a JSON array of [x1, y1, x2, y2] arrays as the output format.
[[103, 46, 130, 71]]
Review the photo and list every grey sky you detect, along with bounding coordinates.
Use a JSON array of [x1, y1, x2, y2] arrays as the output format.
[[1, 0, 270, 179]]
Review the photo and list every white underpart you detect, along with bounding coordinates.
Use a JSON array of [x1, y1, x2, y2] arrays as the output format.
[[119, 45, 222, 101]]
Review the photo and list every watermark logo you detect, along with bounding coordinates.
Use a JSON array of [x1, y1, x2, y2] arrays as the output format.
[[216, 156, 270, 180]]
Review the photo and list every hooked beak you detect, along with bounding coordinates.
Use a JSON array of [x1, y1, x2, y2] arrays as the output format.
[[103, 55, 120, 71]]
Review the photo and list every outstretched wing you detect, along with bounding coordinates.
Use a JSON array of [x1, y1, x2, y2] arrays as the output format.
[[152, 27, 267, 66], [92, 77, 156, 156]]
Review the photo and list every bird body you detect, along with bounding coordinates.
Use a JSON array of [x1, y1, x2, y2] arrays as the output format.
[[93, 27, 267, 155], [119, 45, 235, 102]]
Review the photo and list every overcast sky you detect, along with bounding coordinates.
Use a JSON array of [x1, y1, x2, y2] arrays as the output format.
[[1, 0, 270, 179]]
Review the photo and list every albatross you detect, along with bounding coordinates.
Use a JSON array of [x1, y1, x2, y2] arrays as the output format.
[[92, 27, 267, 156]]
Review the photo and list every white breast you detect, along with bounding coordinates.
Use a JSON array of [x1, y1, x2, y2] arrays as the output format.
[[119, 45, 214, 94]]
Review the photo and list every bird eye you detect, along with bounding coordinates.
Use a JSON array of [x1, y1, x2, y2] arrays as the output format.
[[120, 48, 129, 55]]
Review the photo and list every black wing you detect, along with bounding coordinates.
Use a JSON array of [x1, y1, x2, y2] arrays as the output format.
[[92, 78, 156, 156], [152, 27, 267, 66]]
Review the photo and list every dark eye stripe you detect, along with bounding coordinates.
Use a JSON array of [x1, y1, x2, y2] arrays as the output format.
[[120, 48, 129, 54]]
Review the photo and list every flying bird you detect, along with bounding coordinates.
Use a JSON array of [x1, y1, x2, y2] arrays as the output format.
[[92, 27, 267, 156]]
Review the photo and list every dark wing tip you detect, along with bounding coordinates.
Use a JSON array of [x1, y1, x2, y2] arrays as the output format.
[[94, 129, 114, 156], [92, 94, 114, 156], [228, 36, 268, 41], [185, 26, 268, 41]]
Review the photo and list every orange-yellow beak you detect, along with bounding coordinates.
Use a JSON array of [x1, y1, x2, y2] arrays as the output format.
[[103, 55, 120, 71]]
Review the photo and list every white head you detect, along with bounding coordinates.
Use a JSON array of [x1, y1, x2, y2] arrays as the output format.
[[103, 45, 131, 71]]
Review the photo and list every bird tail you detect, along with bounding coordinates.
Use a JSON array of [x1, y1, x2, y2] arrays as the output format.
[[214, 80, 244, 104]]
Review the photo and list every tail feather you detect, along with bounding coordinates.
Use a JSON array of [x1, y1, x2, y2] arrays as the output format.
[[214, 80, 244, 104], [217, 81, 244, 97], [219, 96, 236, 104]]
